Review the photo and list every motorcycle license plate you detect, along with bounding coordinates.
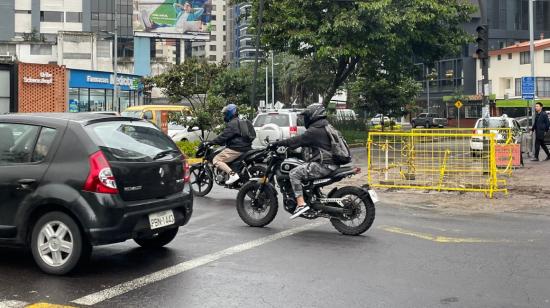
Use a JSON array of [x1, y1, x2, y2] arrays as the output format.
[[149, 210, 175, 230], [368, 190, 380, 204]]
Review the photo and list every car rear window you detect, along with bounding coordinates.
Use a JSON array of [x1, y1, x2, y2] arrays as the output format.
[[86, 121, 180, 162], [254, 114, 290, 127]]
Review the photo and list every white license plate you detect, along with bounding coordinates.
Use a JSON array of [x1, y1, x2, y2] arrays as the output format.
[[368, 190, 380, 204], [149, 210, 175, 230]]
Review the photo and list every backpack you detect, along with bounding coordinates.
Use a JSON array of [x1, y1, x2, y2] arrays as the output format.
[[237, 119, 257, 141], [324, 124, 352, 165]]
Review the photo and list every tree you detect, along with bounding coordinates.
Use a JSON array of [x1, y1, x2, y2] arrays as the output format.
[[246, 0, 475, 106]]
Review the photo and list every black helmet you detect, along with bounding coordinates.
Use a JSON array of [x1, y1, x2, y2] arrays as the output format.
[[300, 103, 326, 128]]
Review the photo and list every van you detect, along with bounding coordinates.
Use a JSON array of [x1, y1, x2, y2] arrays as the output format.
[[121, 105, 192, 133]]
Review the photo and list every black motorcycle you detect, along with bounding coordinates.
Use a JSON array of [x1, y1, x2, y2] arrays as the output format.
[[236, 146, 376, 235], [189, 142, 267, 197]]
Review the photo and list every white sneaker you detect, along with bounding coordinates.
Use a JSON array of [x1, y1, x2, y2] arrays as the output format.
[[225, 172, 240, 185], [290, 205, 310, 219]]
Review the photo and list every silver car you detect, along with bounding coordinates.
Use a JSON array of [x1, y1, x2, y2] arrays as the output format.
[[252, 110, 306, 148]]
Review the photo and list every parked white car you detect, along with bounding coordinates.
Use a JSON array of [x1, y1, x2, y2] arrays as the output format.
[[167, 123, 214, 142], [370, 114, 391, 126], [252, 110, 306, 148], [469, 115, 522, 155]]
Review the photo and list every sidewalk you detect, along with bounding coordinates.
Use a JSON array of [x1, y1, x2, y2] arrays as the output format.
[[344, 148, 550, 214]]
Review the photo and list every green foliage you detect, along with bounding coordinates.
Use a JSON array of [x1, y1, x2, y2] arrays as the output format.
[[329, 117, 369, 144], [176, 140, 201, 158], [243, 0, 475, 106]]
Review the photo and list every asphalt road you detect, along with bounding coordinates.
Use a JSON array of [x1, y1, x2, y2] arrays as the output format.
[[1, 184, 550, 308]]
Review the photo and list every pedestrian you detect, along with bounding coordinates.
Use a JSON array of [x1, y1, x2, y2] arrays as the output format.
[[530, 102, 550, 161]]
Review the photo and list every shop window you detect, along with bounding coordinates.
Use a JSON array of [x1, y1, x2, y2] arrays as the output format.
[[465, 105, 482, 118], [40, 11, 64, 22]]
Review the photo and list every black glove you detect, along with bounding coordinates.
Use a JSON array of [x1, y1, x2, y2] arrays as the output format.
[[267, 142, 279, 150]]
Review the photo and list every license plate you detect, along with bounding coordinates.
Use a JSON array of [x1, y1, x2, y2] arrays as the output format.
[[368, 190, 380, 204], [149, 210, 175, 230]]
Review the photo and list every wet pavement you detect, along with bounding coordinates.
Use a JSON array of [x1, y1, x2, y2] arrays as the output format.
[[1, 184, 550, 307]]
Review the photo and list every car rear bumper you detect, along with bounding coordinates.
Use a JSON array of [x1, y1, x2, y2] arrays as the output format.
[[86, 191, 193, 246]]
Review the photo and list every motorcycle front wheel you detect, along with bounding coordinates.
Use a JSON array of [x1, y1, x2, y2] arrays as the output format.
[[236, 181, 278, 227], [329, 186, 376, 236], [189, 164, 214, 197]]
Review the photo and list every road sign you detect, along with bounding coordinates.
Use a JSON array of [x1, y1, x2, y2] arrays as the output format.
[[454, 100, 463, 109], [522, 76, 535, 100]]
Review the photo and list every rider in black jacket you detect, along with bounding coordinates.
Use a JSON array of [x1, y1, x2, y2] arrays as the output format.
[[269, 104, 339, 219], [210, 104, 253, 184]]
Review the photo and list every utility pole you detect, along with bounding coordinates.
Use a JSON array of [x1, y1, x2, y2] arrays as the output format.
[[265, 64, 269, 107], [271, 51, 275, 105], [113, 1, 119, 112], [477, 0, 489, 116], [426, 65, 430, 114], [529, 0, 536, 153], [251, 0, 265, 107]]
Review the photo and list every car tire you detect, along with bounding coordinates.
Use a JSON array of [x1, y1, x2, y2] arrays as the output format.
[[134, 227, 179, 248], [30, 211, 91, 275], [411, 122, 416, 128], [426, 122, 431, 128]]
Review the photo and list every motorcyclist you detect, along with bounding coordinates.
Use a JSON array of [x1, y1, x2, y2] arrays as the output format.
[[268, 103, 339, 219], [208, 104, 254, 185]]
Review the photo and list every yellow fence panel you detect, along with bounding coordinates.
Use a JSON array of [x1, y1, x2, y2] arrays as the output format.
[[367, 131, 508, 198]]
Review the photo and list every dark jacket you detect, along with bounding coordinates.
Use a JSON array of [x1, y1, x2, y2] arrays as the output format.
[[273, 118, 335, 164], [531, 111, 550, 139], [212, 118, 253, 152]]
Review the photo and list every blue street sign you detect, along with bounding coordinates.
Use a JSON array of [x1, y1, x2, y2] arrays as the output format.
[[522, 76, 535, 100]]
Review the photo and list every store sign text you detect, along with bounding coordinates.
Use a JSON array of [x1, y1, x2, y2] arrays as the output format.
[[24, 72, 53, 84], [86, 74, 139, 90]]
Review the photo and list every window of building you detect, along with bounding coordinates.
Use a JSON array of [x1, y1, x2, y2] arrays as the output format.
[[508, 53, 512, 59], [520, 51, 530, 64], [40, 11, 64, 22], [545, 50, 550, 63], [211, 15, 217, 21], [497, 55, 501, 61], [210, 45, 216, 51], [465, 105, 482, 118], [66, 12, 82, 23], [30, 45, 52, 55], [211, 35, 216, 40], [223, 35, 226, 41], [537, 77, 550, 97], [515, 78, 522, 96], [211, 25, 217, 31], [212, 5, 217, 10], [15, 10, 31, 14], [223, 25, 226, 31], [209, 55, 217, 61]]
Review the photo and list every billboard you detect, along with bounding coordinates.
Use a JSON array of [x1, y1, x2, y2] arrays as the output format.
[[133, 0, 212, 40]]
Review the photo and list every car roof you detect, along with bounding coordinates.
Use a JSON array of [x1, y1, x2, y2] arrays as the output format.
[[124, 105, 191, 111], [0, 113, 143, 126]]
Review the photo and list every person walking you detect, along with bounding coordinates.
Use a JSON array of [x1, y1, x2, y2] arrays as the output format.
[[530, 102, 550, 161]]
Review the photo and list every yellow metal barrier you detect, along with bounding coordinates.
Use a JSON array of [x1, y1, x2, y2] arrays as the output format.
[[367, 131, 508, 198]]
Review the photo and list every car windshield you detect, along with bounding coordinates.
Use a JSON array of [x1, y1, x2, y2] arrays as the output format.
[[254, 114, 290, 127], [476, 118, 509, 128], [86, 121, 180, 162]]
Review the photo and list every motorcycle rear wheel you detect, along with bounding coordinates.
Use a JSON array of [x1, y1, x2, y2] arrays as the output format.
[[329, 186, 375, 236]]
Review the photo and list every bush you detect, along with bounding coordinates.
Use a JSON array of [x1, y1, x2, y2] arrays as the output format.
[[329, 117, 369, 145], [176, 140, 201, 158]]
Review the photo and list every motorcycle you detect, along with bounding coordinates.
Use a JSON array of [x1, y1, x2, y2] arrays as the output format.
[[235, 146, 377, 235], [189, 140, 267, 197]]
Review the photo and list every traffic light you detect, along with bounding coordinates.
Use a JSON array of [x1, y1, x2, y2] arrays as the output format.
[[476, 25, 489, 59]]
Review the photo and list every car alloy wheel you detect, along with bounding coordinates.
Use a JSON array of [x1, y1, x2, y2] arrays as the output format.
[[37, 220, 74, 267]]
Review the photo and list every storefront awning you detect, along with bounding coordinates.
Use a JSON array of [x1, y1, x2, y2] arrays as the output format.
[[496, 99, 550, 108]]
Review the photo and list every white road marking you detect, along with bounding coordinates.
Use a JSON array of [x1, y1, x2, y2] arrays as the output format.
[[0, 300, 29, 308], [72, 221, 325, 306]]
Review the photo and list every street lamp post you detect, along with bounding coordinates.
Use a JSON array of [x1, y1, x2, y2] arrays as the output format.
[[271, 51, 275, 105], [113, 2, 118, 112], [529, 0, 536, 154]]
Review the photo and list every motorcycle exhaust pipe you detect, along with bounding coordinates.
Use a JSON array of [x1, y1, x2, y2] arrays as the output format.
[[311, 204, 344, 215]]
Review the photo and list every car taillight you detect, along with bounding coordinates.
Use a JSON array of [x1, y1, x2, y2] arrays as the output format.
[[84, 151, 118, 194], [290, 126, 298, 136], [183, 161, 190, 183]]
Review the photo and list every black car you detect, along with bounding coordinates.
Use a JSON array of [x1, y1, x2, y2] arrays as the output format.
[[0, 113, 193, 275]]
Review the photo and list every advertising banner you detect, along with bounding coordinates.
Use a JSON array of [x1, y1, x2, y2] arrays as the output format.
[[133, 0, 212, 39]]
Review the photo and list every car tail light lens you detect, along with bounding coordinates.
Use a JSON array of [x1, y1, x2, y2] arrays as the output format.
[[183, 161, 190, 183], [84, 151, 119, 194], [290, 126, 298, 136]]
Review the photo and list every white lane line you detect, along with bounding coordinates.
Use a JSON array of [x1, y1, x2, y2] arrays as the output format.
[[71, 221, 325, 306], [0, 300, 29, 308]]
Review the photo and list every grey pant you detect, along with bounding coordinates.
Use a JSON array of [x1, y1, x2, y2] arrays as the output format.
[[289, 162, 334, 198]]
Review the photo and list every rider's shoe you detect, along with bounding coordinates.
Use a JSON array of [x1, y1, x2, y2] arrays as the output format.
[[290, 204, 310, 219], [226, 172, 240, 185]]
